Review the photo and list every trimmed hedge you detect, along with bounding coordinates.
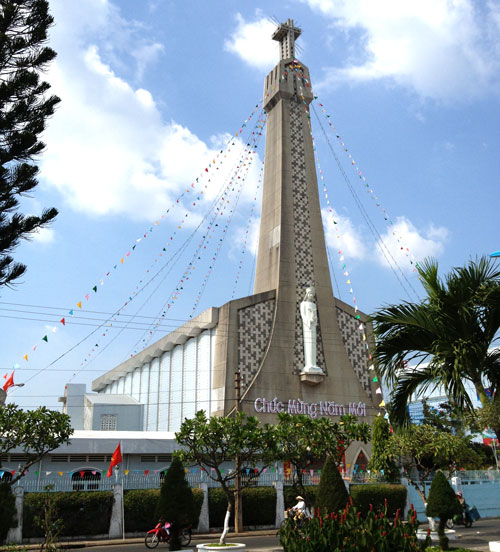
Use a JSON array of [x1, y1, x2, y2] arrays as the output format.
[[124, 488, 203, 532], [124, 489, 160, 533], [24, 491, 113, 538], [208, 487, 277, 527], [350, 483, 407, 517], [0, 484, 16, 543]]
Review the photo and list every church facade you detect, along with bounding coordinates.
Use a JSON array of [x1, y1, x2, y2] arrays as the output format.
[[72, 19, 380, 473]]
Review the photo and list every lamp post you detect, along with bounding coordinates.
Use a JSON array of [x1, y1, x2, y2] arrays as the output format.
[[0, 383, 25, 406]]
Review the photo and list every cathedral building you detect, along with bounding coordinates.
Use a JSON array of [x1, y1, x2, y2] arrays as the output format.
[[61, 19, 380, 472]]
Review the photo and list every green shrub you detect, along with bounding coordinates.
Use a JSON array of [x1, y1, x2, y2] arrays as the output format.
[[278, 500, 429, 552], [208, 487, 276, 527], [208, 488, 228, 528], [242, 487, 276, 526], [154, 457, 195, 550], [125, 487, 203, 533], [124, 489, 160, 532], [316, 455, 349, 515], [0, 484, 16, 543], [426, 471, 462, 551], [24, 491, 113, 538], [350, 483, 407, 517]]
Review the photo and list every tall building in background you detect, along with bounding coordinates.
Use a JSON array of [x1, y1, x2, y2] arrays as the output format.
[[64, 19, 380, 472]]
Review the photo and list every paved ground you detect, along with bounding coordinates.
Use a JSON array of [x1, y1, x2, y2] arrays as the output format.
[[420, 517, 500, 551], [5, 518, 500, 551]]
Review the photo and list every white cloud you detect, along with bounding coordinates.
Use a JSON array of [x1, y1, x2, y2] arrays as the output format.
[[40, 0, 261, 222], [31, 227, 55, 245], [305, 0, 500, 101], [321, 207, 367, 260], [224, 13, 279, 70], [376, 216, 449, 270]]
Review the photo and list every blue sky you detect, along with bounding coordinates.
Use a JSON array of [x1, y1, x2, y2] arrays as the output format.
[[2, 0, 500, 410]]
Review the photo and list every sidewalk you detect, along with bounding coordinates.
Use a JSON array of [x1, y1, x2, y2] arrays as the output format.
[[1, 529, 281, 551]]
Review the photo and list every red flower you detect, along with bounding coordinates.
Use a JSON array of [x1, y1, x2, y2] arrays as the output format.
[[380, 512, 384, 519], [427, 528, 431, 536], [357, 512, 361, 518], [382, 531, 386, 537], [404, 533, 408, 538], [369, 503, 373, 511]]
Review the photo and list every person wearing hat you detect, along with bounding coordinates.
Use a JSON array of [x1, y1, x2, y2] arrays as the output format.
[[292, 495, 306, 518]]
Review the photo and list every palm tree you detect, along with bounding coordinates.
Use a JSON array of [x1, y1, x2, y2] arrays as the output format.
[[370, 256, 500, 441]]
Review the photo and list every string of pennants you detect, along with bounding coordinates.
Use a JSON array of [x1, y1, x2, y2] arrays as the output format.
[[278, 60, 387, 411], [0, 466, 364, 478], [126, 113, 267, 356], [231, 161, 264, 300], [79, 107, 267, 370], [9, 103, 264, 381], [73, 109, 266, 375], [74, 104, 265, 375], [312, 100, 419, 276]]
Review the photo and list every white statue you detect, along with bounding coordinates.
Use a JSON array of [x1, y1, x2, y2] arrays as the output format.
[[300, 286, 323, 373]]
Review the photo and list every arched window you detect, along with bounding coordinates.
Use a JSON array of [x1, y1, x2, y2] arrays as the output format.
[[352, 450, 369, 481], [71, 469, 101, 491], [0, 470, 12, 483]]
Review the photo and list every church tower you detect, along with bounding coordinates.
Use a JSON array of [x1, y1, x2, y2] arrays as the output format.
[[92, 19, 378, 469]]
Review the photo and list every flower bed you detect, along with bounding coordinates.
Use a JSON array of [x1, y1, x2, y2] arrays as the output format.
[[278, 498, 431, 552]]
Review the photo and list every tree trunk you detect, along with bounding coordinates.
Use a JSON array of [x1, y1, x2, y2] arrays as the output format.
[[438, 517, 449, 550], [219, 503, 232, 545]]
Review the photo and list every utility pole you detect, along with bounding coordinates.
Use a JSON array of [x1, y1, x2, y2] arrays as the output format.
[[234, 371, 243, 533]]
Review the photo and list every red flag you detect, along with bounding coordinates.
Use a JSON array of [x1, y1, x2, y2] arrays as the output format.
[[107, 443, 122, 478], [3, 371, 14, 392]]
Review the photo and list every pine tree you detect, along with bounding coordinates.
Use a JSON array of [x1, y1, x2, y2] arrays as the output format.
[[316, 455, 349, 515], [155, 456, 195, 551], [425, 471, 462, 551], [0, 0, 60, 288]]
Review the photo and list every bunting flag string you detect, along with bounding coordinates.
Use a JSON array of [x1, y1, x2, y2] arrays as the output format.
[[312, 98, 419, 276], [0, 466, 338, 478], [14, 103, 263, 383], [126, 114, 267, 357], [74, 110, 266, 373], [189, 126, 265, 318], [231, 161, 264, 300]]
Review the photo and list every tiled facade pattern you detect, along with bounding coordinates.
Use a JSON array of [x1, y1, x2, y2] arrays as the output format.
[[238, 299, 276, 391], [336, 307, 372, 397], [289, 100, 326, 375]]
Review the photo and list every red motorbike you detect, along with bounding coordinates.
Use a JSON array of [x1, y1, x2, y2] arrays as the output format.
[[145, 522, 192, 548]]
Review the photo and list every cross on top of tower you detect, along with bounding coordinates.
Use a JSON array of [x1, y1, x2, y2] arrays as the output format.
[[272, 18, 302, 61]]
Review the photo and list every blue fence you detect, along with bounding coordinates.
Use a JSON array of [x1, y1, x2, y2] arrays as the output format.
[[404, 471, 500, 521]]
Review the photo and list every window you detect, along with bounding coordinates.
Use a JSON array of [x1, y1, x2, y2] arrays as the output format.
[[71, 469, 101, 491], [1, 471, 12, 483], [100, 414, 117, 431]]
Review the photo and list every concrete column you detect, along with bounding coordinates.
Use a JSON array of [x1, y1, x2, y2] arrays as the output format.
[[109, 484, 123, 538], [6, 486, 24, 544], [401, 477, 410, 520], [274, 480, 284, 528], [197, 483, 209, 533], [451, 476, 462, 494]]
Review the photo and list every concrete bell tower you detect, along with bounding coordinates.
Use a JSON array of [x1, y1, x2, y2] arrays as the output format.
[[211, 20, 377, 441]]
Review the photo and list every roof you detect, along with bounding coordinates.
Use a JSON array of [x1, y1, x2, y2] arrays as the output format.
[[84, 394, 141, 405]]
